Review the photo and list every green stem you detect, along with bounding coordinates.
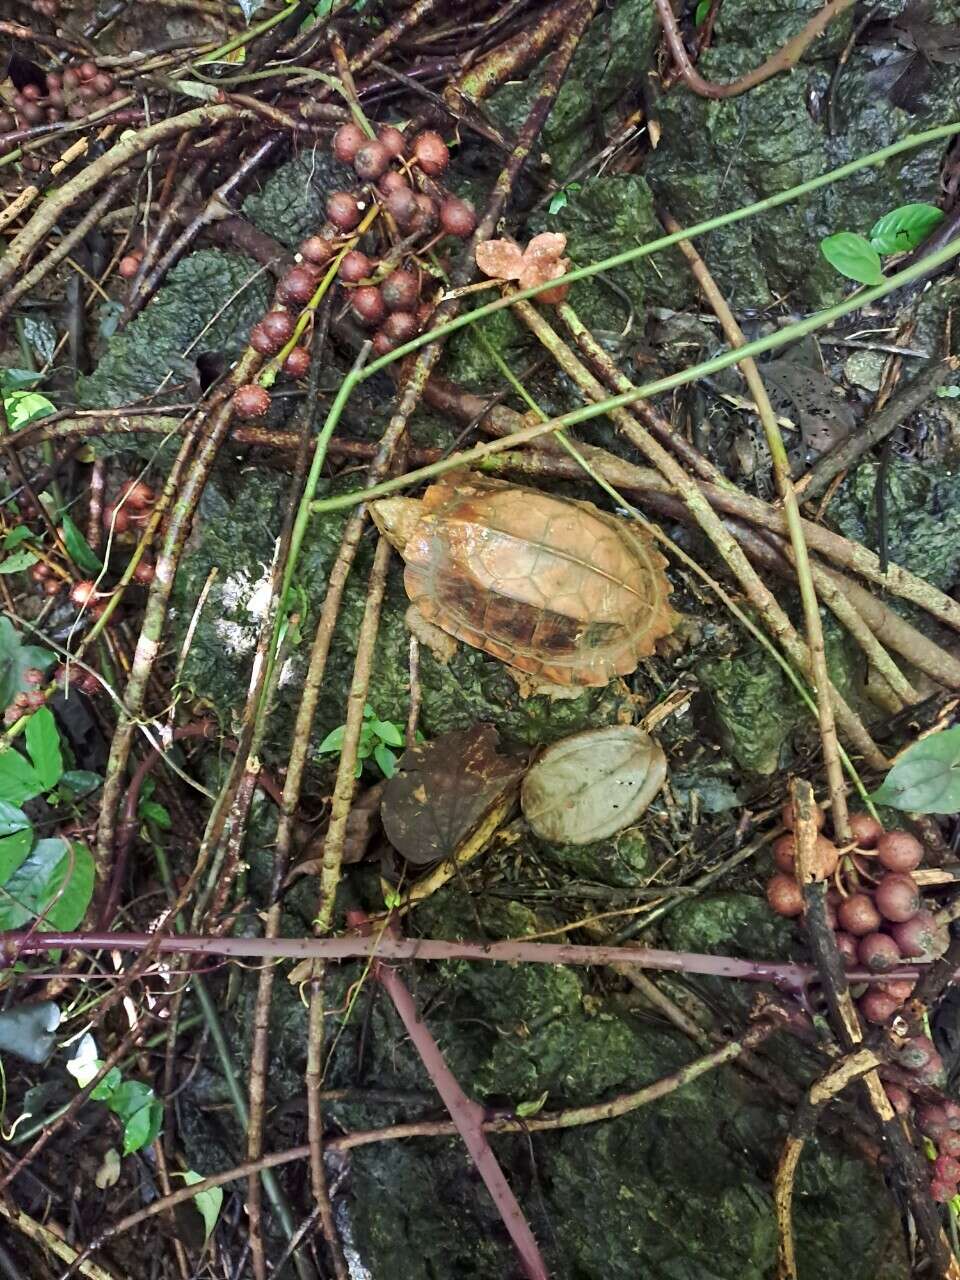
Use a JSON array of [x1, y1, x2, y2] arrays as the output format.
[[311, 231, 960, 519], [479, 331, 879, 815]]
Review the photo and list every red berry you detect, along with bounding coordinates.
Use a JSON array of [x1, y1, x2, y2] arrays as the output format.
[[930, 1179, 957, 1204], [24, 668, 44, 685], [339, 250, 374, 283], [833, 931, 859, 965], [118, 254, 141, 279], [301, 233, 336, 265], [279, 265, 319, 305], [260, 310, 296, 347], [858, 932, 902, 972], [30, 562, 52, 581], [132, 560, 155, 584], [351, 285, 386, 327], [891, 910, 949, 960], [883, 1082, 911, 1115], [250, 323, 279, 356], [877, 830, 923, 872], [849, 812, 884, 848], [63, 68, 80, 90], [119, 480, 155, 510], [766, 873, 803, 917], [384, 186, 418, 229], [44, 577, 62, 596], [410, 193, 438, 233], [71, 580, 97, 607], [327, 192, 362, 232], [943, 1102, 960, 1130], [417, 301, 435, 330], [79, 61, 98, 82], [234, 384, 270, 418], [772, 834, 796, 873], [898, 1035, 937, 1071], [371, 330, 396, 357], [283, 346, 311, 378], [860, 989, 899, 1024], [21, 84, 42, 102], [935, 1154, 960, 1183], [877, 978, 915, 1003], [941, 1133, 960, 1158], [93, 73, 114, 97], [412, 129, 448, 175], [382, 311, 419, 343], [379, 170, 409, 196], [377, 125, 406, 158], [875, 872, 920, 923], [381, 268, 420, 312], [333, 123, 366, 164], [353, 140, 391, 181], [837, 893, 881, 937], [439, 196, 477, 238]]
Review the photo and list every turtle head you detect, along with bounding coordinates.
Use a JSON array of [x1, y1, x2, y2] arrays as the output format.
[[370, 496, 422, 553]]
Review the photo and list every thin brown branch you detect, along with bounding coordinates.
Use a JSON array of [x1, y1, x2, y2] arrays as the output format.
[[654, 0, 856, 99]]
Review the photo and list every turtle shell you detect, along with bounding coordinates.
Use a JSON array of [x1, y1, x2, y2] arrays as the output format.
[[397, 473, 674, 686]]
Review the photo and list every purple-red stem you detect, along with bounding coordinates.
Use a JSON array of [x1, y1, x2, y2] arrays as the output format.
[[370, 922, 549, 1280], [0, 929, 930, 993]]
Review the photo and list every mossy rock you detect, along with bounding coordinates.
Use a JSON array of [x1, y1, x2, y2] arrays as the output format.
[[660, 890, 797, 959], [828, 458, 960, 592], [531, 829, 654, 888], [242, 147, 356, 248], [76, 250, 270, 410]]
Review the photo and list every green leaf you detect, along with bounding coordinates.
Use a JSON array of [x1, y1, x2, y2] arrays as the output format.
[[59, 513, 103, 575], [937, 385, 960, 398], [515, 1090, 549, 1118], [59, 770, 102, 799], [871, 727, 960, 813], [0, 749, 43, 806], [869, 203, 945, 256], [0, 801, 30, 839], [695, 0, 711, 23], [4, 389, 56, 430], [370, 719, 405, 748], [139, 799, 171, 829], [121, 1099, 163, 1155], [0, 828, 34, 884], [0, 837, 93, 931], [0, 617, 55, 710], [820, 232, 885, 286], [0, 549, 37, 574], [548, 191, 568, 215], [317, 725, 346, 753], [171, 79, 220, 101], [0, 368, 41, 392], [25, 706, 63, 790], [106, 1078, 154, 1121], [2, 526, 33, 551], [373, 743, 397, 778], [90, 1066, 123, 1101], [180, 1171, 224, 1245]]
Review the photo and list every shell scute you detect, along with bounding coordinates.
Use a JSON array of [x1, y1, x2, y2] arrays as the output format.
[[392, 472, 674, 685]]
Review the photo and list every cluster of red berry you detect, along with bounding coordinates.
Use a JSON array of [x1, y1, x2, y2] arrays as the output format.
[[28, 479, 157, 609], [2, 667, 48, 726], [912, 1100, 960, 1203], [233, 121, 474, 421], [1, 61, 124, 170], [766, 805, 948, 1026]]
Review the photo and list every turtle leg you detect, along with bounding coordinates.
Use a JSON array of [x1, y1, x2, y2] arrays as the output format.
[[405, 604, 458, 664]]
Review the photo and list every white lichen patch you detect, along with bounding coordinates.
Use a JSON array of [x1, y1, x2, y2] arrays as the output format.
[[213, 565, 275, 655]]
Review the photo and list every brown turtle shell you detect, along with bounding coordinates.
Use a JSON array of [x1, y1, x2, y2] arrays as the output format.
[[394, 473, 674, 686]]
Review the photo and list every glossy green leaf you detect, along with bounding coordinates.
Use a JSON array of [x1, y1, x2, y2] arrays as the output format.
[[871, 726, 960, 813], [4, 390, 55, 430], [140, 799, 171, 829], [107, 1078, 154, 1120], [869, 203, 945, 255], [2, 527, 32, 551], [374, 743, 397, 778], [0, 617, 55, 710], [0, 802, 30, 838], [317, 725, 346, 753], [695, 0, 710, 23], [91, 1066, 124, 1100], [122, 1099, 163, 1155], [0, 829, 35, 883], [59, 513, 103, 575], [0, 837, 93, 930], [820, 232, 885, 285], [515, 1090, 549, 1118], [59, 770, 102, 799], [370, 718, 405, 747], [25, 706, 63, 790], [0, 748, 43, 806], [181, 1171, 224, 1245], [0, 549, 37, 574]]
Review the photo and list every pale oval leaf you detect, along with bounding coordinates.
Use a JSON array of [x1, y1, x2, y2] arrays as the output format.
[[521, 726, 667, 845], [871, 726, 960, 814]]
